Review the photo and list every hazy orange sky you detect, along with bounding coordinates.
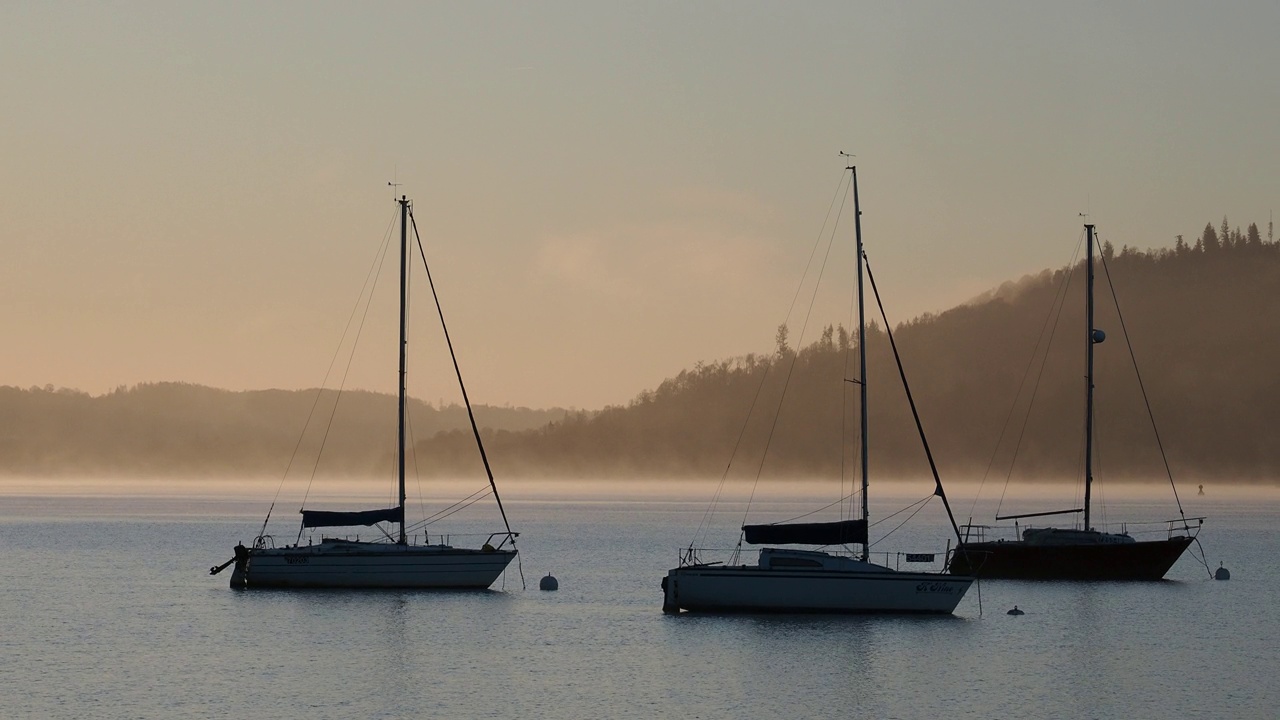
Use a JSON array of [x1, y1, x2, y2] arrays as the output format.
[[4, 2, 1277, 410]]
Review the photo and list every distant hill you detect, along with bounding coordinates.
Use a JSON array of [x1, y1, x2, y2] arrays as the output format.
[[421, 220, 1280, 482], [6, 220, 1278, 483], [0, 382, 566, 477]]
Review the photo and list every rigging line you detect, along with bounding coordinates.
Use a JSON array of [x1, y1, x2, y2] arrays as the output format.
[[405, 388, 429, 527], [1189, 537, 1214, 579], [400, 252, 433, 529], [1120, 518, 1198, 528], [993, 230, 1086, 519], [298, 207, 400, 518], [1092, 391, 1105, 529], [691, 169, 851, 549], [372, 522, 397, 543], [740, 172, 853, 528], [841, 355, 850, 521], [690, 357, 771, 548], [867, 494, 932, 549], [686, 359, 783, 547], [408, 209, 517, 541], [512, 543, 526, 590], [863, 252, 964, 543], [1071, 404, 1088, 524], [1072, 286, 1091, 529], [300, 221, 396, 511], [261, 206, 400, 538], [775, 490, 861, 524], [969, 236, 1082, 518], [413, 486, 493, 526], [417, 490, 494, 526], [842, 391, 864, 524], [1095, 233, 1187, 519], [842, 242, 861, 524], [781, 168, 855, 342], [870, 494, 931, 528], [403, 491, 494, 535], [1007, 234, 1085, 511], [870, 491, 931, 527]]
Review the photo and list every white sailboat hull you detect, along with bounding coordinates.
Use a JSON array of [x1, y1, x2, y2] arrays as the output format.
[[663, 557, 972, 615], [659, 169, 974, 617], [231, 540, 516, 589]]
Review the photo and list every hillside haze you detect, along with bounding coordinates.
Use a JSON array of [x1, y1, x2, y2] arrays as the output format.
[[0, 384, 563, 477], [5, 220, 1277, 482], [421, 221, 1279, 483]]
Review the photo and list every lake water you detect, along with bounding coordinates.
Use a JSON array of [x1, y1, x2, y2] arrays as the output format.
[[0, 479, 1275, 720]]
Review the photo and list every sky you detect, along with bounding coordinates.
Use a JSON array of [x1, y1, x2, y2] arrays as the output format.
[[3, 1, 1277, 411]]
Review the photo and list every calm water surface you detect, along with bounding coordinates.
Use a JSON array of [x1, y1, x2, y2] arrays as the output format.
[[0, 480, 1275, 719]]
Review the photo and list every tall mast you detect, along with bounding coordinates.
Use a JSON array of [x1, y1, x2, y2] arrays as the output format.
[[397, 196, 409, 544], [852, 165, 869, 561], [1083, 223, 1096, 532]]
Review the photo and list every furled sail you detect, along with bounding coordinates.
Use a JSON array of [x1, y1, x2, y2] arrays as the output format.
[[742, 519, 868, 546], [301, 507, 404, 528]]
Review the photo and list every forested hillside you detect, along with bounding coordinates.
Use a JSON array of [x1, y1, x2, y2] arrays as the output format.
[[0, 382, 564, 476], [422, 219, 1280, 482], [5, 219, 1277, 482]]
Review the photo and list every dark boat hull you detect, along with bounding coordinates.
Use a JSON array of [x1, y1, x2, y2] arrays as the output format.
[[230, 540, 516, 589], [949, 536, 1194, 580]]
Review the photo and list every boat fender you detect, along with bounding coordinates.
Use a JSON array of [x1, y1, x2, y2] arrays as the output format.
[[1214, 563, 1230, 581], [661, 576, 680, 615], [540, 573, 559, 591], [1007, 606, 1025, 615]]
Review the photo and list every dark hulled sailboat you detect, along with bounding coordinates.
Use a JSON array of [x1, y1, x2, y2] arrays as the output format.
[[948, 224, 1201, 580], [211, 196, 518, 589]]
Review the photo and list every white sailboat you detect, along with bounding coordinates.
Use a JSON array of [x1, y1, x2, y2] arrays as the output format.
[[661, 164, 974, 614], [211, 195, 518, 589]]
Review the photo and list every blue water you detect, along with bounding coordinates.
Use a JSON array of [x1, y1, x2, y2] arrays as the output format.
[[0, 482, 1274, 719]]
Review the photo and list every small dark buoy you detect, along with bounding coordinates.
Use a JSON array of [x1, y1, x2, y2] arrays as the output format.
[[539, 572, 559, 591], [1007, 605, 1025, 615], [1198, 484, 1205, 496], [1214, 563, 1230, 581]]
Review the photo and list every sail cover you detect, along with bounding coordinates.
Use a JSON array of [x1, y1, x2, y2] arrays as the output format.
[[301, 507, 404, 528], [742, 519, 868, 546]]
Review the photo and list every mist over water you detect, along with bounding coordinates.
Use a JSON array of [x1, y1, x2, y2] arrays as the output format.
[[0, 478, 1272, 720]]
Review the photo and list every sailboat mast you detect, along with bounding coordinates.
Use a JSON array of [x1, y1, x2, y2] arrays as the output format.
[[1083, 223, 1096, 532], [397, 196, 409, 545], [852, 165, 869, 561]]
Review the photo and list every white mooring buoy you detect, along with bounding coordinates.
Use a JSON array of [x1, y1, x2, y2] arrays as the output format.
[[540, 572, 559, 591]]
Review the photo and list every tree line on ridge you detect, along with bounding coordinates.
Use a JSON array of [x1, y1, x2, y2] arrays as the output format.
[[4, 217, 1277, 483], [421, 217, 1280, 483]]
